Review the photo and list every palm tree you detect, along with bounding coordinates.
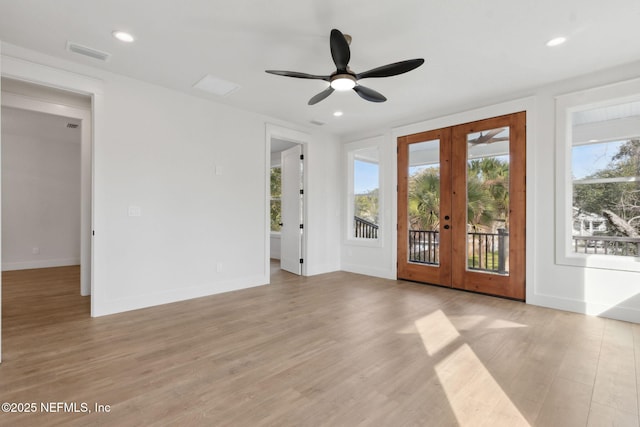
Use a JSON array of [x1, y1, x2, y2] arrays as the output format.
[[408, 168, 440, 231], [468, 158, 509, 230]]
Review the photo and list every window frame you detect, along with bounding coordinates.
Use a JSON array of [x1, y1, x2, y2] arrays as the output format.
[[555, 77, 640, 272]]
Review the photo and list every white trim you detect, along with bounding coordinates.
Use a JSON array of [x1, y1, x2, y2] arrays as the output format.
[[555, 77, 640, 273], [529, 293, 640, 324], [93, 275, 268, 317], [574, 177, 640, 185], [341, 263, 395, 280], [2, 258, 81, 271], [344, 136, 384, 247]]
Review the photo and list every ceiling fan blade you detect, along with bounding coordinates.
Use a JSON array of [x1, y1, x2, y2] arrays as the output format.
[[330, 29, 351, 72], [470, 129, 506, 145], [308, 87, 335, 105], [353, 85, 386, 103], [265, 70, 330, 81], [356, 58, 425, 80]]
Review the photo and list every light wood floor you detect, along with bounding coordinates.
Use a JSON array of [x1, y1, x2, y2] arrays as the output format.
[[1, 264, 639, 426]]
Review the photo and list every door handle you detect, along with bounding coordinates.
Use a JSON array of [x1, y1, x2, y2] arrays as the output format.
[[444, 225, 450, 230]]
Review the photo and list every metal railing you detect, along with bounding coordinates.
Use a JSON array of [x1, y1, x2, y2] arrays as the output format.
[[408, 229, 509, 274], [468, 229, 508, 274], [572, 235, 640, 256], [354, 216, 379, 239], [409, 230, 440, 264]]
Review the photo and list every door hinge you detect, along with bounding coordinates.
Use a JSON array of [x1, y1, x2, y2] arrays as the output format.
[[300, 154, 304, 160], [300, 189, 304, 195], [300, 258, 304, 264], [300, 224, 304, 229], [92, 230, 95, 236]]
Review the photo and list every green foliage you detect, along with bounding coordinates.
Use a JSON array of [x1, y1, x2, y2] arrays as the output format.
[[270, 168, 282, 232], [409, 169, 440, 230], [355, 188, 379, 223], [270, 167, 281, 198], [407, 157, 510, 231]]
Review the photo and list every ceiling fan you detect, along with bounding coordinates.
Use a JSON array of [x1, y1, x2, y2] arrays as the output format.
[[266, 29, 424, 105]]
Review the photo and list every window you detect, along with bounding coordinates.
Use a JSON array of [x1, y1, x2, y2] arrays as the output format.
[[270, 167, 281, 232], [556, 78, 640, 271], [348, 144, 380, 241]]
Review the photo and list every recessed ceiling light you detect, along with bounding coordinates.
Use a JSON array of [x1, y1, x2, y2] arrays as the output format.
[[112, 31, 135, 43], [333, 111, 343, 117], [546, 36, 566, 47]]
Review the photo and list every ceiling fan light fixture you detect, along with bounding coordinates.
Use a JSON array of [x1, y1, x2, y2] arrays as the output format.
[[330, 74, 356, 91]]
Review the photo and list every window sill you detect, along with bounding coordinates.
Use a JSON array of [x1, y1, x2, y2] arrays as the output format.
[[557, 252, 640, 273]]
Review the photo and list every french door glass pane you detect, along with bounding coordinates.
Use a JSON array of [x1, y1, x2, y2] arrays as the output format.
[[466, 127, 510, 275], [408, 139, 441, 265]]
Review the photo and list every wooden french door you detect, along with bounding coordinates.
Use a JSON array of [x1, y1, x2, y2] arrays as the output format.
[[397, 112, 526, 300]]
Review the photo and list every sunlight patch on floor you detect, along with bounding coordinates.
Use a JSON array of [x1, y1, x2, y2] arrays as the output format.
[[414, 310, 460, 356], [412, 311, 530, 426]]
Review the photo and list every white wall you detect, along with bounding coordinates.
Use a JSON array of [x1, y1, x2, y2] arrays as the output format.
[[341, 59, 640, 324], [1, 42, 341, 317], [1, 117, 81, 270]]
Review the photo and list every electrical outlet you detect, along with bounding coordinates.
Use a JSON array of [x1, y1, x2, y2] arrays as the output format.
[[32, 247, 40, 255], [128, 206, 142, 217], [216, 263, 223, 272]]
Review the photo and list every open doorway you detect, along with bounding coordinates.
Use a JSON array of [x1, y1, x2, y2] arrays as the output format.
[[269, 138, 304, 279], [1, 79, 93, 358], [265, 123, 311, 282]]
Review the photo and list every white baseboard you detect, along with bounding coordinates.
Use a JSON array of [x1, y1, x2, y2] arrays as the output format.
[[341, 263, 395, 280], [529, 293, 640, 324], [92, 274, 269, 317], [2, 258, 80, 271], [305, 263, 340, 276]]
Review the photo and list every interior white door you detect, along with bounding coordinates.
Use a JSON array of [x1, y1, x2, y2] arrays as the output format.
[[280, 145, 303, 274]]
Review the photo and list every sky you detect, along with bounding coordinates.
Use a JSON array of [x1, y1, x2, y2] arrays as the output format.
[[354, 160, 379, 193], [572, 140, 624, 179]]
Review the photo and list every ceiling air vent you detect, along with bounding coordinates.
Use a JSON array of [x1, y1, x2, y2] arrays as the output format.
[[67, 123, 79, 129], [66, 41, 111, 62], [310, 120, 325, 126]]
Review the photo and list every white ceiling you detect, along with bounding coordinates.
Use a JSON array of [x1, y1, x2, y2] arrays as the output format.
[[1, 0, 640, 138], [1, 107, 81, 144]]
